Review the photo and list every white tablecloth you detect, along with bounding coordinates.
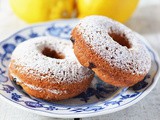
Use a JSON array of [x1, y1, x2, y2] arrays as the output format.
[[0, 0, 160, 120]]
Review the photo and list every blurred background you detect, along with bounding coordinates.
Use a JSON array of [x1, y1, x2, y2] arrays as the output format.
[[0, 0, 159, 40], [0, 0, 160, 120]]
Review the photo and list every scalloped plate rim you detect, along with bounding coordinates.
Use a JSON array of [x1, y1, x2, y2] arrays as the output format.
[[0, 19, 160, 118]]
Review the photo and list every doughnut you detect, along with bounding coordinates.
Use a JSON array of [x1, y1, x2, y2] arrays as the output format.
[[71, 15, 151, 87], [9, 36, 94, 101]]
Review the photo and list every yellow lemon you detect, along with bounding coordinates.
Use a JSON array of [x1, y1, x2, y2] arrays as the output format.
[[77, 0, 139, 23], [9, 0, 75, 23]]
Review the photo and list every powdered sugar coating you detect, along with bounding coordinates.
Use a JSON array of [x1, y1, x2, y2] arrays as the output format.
[[76, 16, 151, 74], [11, 36, 93, 83]]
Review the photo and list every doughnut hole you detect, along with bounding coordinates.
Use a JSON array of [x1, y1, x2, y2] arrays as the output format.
[[109, 32, 131, 49], [42, 47, 65, 59]]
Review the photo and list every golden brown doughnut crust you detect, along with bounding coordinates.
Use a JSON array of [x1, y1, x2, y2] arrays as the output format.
[[9, 60, 94, 101], [71, 28, 146, 87], [8, 37, 94, 101]]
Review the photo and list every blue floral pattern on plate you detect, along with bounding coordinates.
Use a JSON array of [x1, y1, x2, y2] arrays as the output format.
[[0, 20, 160, 118]]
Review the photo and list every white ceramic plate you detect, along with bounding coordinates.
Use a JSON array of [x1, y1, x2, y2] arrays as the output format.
[[0, 19, 160, 118]]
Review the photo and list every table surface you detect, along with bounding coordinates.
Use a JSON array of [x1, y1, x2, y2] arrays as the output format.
[[0, 0, 160, 120]]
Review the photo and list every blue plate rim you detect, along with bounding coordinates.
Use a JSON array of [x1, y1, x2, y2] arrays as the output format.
[[0, 19, 160, 118]]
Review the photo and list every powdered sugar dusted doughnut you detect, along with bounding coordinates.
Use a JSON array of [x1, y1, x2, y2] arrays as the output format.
[[71, 15, 151, 87], [9, 36, 94, 101]]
